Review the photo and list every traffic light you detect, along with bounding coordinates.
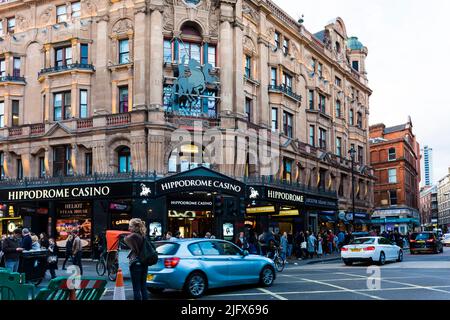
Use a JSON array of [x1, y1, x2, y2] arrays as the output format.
[[214, 196, 224, 216], [239, 198, 246, 216]]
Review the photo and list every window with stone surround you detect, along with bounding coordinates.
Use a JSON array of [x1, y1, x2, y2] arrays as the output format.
[[55, 46, 72, 67], [56, 5, 68, 23]]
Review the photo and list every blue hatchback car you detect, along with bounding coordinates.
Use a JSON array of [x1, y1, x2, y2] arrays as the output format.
[[146, 239, 276, 298]]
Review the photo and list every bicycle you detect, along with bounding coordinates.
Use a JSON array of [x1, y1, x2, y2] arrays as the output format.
[[267, 246, 285, 272], [95, 251, 107, 276]]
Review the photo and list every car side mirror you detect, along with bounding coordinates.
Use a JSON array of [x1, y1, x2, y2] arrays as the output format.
[[242, 250, 249, 256]]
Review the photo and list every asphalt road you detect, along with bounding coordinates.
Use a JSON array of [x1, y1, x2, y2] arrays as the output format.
[[38, 247, 450, 300]]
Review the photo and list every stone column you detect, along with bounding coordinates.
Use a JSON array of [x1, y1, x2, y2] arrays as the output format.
[[43, 44, 51, 69], [133, 6, 147, 109], [70, 144, 77, 174], [148, 7, 163, 110], [3, 93, 9, 127], [219, 18, 233, 115], [111, 80, 118, 113], [4, 53, 11, 76], [233, 0, 244, 117], [94, 15, 110, 114], [44, 79, 51, 122], [71, 75, 78, 118], [257, 13, 269, 128], [71, 38, 79, 64]]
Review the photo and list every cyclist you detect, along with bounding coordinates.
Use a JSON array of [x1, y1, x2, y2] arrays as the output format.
[[266, 232, 280, 260]]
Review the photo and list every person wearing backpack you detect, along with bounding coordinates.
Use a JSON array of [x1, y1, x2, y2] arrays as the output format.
[[125, 218, 151, 300]]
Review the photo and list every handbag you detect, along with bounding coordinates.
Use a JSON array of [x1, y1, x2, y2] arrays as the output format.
[[301, 241, 307, 249], [47, 255, 57, 264]]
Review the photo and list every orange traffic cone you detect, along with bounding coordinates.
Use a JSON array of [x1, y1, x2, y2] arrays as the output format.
[[113, 268, 126, 300]]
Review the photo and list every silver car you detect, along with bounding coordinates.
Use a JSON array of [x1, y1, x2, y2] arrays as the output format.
[[146, 239, 276, 298]]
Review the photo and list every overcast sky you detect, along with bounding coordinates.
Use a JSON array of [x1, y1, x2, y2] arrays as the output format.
[[274, 0, 450, 185]]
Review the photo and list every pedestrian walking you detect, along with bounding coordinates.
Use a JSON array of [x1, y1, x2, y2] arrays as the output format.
[[317, 234, 323, 258], [247, 232, 258, 254], [72, 230, 83, 275], [280, 232, 288, 262], [21, 228, 32, 251], [62, 234, 73, 270], [31, 235, 41, 251], [39, 233, 50, 249], [337, 230, 345, 250], [124, 218, 149, 301], [165, 231, 173, 240], [46, 238, 59, 279], [327, 230, 334, 254], [258, 231, 268, 256], [235, 232, 249, 250], [307, 232, 316, 259], [2, 229, 23, 272], [287, 232, 293, 259]]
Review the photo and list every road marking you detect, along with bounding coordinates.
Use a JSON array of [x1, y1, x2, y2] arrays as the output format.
[[257, 288, 288, 300], [337, 272, 450, 294], [280, 274, 384, 300]]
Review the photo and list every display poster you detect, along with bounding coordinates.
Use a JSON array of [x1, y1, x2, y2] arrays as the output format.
[[149, 222, 162, 237], [223, 223, 234, 238], [56, 202, 92, 250]]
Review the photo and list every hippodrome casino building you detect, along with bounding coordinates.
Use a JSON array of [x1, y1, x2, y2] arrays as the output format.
[[0, 0, 374, 253]]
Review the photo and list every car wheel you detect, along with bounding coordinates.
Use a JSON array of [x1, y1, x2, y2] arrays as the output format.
[[397, 250, 403, 262], [184, 272, 207, 299], [378, 252, 386, 266], [343, 259, 353, 266], [259, 266, 275, 287], [147, 288, 165, 295]]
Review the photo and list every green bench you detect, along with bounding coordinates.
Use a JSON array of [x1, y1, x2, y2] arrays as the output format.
[[0, 268, 107, 300]]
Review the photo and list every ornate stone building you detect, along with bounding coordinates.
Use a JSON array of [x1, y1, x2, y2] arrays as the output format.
[[0, 0, 374, 240]]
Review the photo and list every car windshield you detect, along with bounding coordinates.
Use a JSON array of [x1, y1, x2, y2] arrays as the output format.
[[155, 242, 180, 255], [350, 238, 376, 245], [411, 233, 434, 240]]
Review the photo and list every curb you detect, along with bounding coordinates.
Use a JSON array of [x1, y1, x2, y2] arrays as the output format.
[[306, 257, 341, 265]]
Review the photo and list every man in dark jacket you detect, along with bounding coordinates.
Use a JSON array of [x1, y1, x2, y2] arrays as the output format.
[[2, 229, 23, 272], [21, 228, 32, 251]]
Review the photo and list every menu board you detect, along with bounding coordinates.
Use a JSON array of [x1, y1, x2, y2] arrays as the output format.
[[55, 202, 92, 250]]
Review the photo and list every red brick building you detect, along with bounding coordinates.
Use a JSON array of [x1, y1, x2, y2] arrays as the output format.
[[369, 118, 421, 234]]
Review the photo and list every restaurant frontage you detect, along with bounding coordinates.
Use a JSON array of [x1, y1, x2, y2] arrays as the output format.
[[0, 167, 338, 255]]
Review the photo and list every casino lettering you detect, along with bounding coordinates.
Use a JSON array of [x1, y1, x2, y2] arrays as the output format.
[[8, 186, 111, 201], [160, 179, 242, 193], [267, 189, 305, 203]]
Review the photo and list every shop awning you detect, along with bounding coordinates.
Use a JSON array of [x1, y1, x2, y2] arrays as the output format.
[[319, 215, 336, 222], [371, 218, 420, 226], [353, 219, 371, 225]]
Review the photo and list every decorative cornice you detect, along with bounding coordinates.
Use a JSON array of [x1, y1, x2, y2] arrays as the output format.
[[134, 5, 148, 15], [233, 20, 244, 31], [148, 4, 164, 13], [95, 14, 110, 23]]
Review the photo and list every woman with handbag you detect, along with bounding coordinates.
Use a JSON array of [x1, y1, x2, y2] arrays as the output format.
[[47, 238, 59, 279]]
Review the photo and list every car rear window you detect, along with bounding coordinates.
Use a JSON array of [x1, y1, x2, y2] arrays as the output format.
[[411, 233, 434, 240], [351, 238, 376, 245], [155, 242, 180, 255]]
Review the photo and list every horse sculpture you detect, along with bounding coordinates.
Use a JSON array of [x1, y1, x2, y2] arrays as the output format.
[[171, 55, 218, 110]]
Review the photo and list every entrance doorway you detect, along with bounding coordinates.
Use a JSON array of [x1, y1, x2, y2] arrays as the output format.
[[167, 192, 215, 238]]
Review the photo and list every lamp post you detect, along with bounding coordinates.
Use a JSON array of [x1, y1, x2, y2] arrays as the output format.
[[348, 147, 357, 232]]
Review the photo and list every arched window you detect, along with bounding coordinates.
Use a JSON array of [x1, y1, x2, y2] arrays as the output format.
[[178, 23, 202, 64], [168, 144, 210, 173], [118, 146, 131, 173]]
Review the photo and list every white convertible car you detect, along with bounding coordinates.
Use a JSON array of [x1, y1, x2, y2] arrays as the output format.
[[341, 237, 403, 266]]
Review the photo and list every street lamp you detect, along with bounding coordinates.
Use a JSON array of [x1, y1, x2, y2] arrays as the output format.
[[348, 146, 357, 232]]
